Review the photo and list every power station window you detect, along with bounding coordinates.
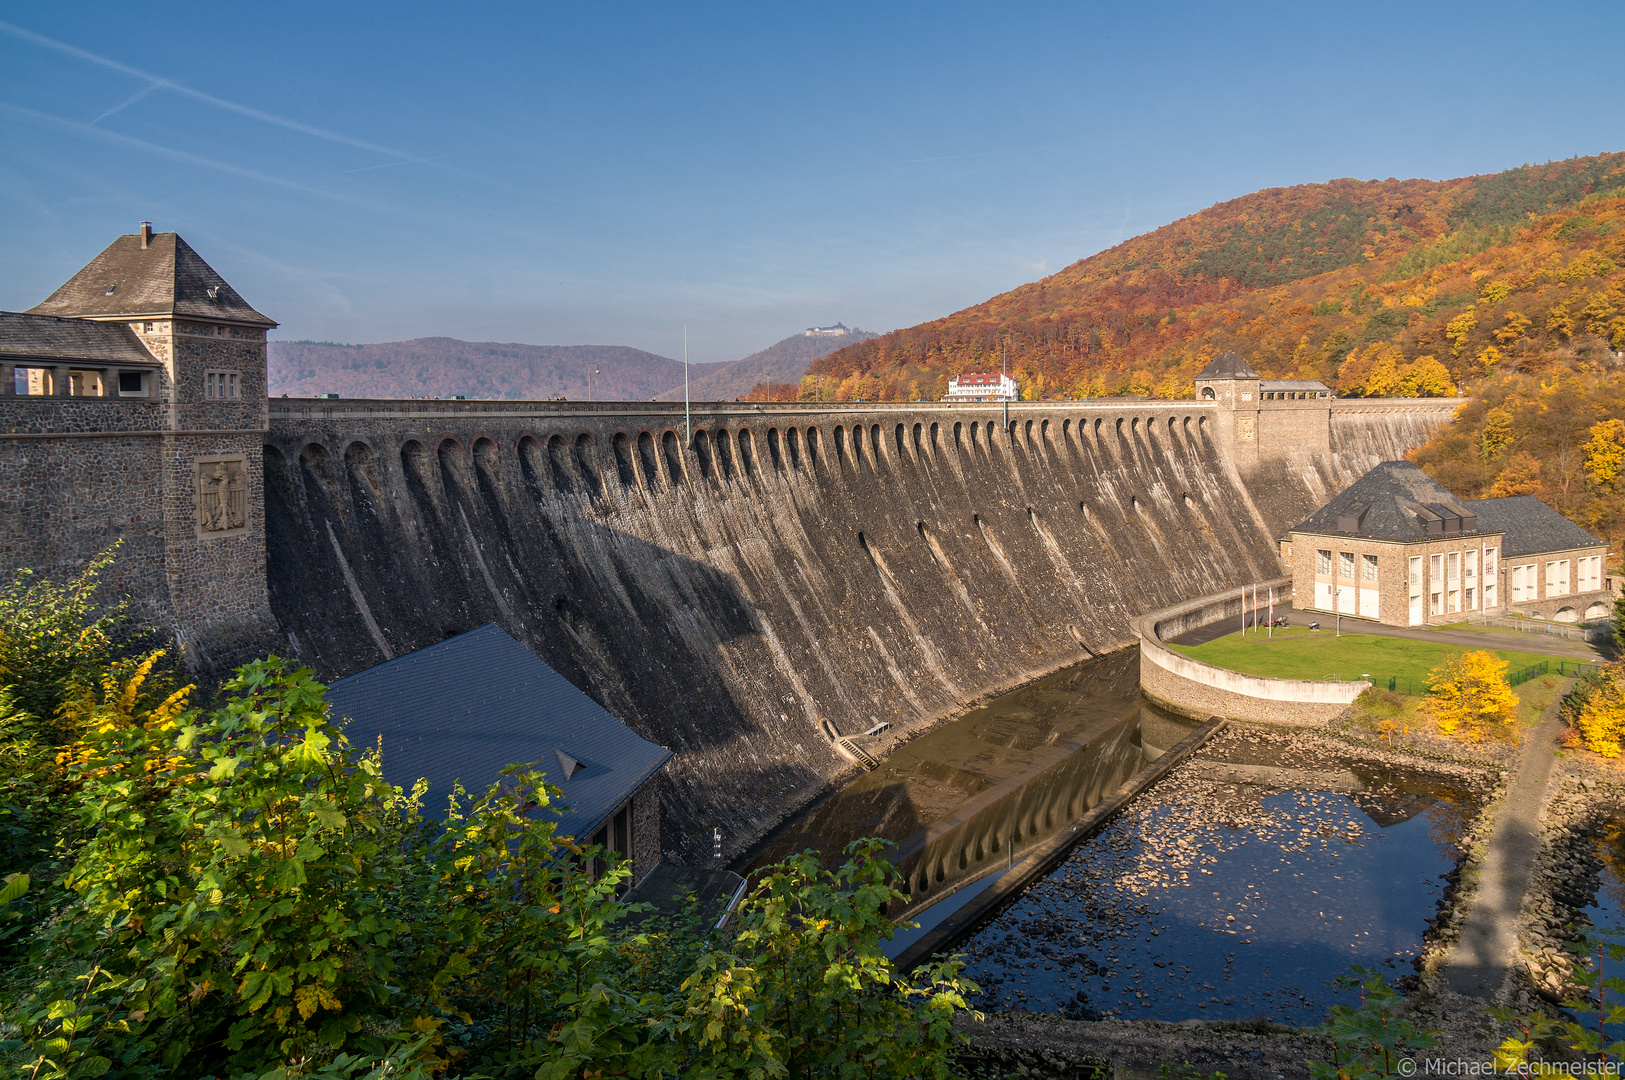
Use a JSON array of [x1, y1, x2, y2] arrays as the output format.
[[118, 371, 144, 394], [206, 370, 240, 399]]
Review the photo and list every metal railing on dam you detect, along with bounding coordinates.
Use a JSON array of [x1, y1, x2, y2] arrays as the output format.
[[264, 396, 1450, 863]]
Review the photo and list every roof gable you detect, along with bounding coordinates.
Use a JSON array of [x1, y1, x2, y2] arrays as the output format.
[[1196, 351, 1260, 380], [324, 624, 670, 839], [1291, 461, 1491, 541], [28, 232, 276, 327]]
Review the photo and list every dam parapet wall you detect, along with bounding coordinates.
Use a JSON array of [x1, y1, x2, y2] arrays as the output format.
[[1133, 578, 1368, 725]]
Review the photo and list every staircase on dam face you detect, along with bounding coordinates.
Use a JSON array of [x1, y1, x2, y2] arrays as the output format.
[[260, 395, 1457, 863], [835, 736, 881, 771]]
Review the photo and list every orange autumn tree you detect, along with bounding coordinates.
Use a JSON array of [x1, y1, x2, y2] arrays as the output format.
[[1424, 650, 1520, 740]]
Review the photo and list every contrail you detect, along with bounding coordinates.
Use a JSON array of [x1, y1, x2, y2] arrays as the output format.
[[90, 81, 161, 124], [346, 154, 461, 174], [0, 100, 380, 209], [0, 19, 542, 199], [0, 18, 412, 160]]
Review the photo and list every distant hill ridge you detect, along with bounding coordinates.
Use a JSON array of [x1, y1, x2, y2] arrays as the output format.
[[268, 327, 874, 401]]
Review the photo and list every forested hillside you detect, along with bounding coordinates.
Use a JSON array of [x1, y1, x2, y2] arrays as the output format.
[[807, 153, 1625, 402], [1411, 370, 1624, 570]]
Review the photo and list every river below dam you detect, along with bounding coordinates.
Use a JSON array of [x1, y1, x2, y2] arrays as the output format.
[[743, 650, 1171, 912], [742, 648, 1490, 1026]]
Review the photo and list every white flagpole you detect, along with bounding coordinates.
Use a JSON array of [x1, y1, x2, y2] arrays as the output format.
[[1269, 585, 1275, 638]]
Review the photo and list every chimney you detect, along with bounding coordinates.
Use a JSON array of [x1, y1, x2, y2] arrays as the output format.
[[140, 222, 153, 249]]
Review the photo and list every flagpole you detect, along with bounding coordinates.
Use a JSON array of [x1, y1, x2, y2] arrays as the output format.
[[683, 325, 691, 446]]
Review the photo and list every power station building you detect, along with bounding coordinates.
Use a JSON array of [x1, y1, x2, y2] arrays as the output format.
[[1281, 461, 1610, 626]]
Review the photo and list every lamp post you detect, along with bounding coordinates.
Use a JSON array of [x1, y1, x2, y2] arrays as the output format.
[[1335, 587, 1343, 637]]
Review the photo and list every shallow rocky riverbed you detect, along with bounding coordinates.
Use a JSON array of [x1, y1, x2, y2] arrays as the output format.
[[957, 725, 1495, 1026]]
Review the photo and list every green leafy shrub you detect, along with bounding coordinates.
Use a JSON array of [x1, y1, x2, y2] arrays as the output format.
[[1, 656, 977, 1079], [1308, 968, 1438, 1079]]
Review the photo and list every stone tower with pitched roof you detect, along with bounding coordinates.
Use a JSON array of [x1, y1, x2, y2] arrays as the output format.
[[2, 223, 277, 670]]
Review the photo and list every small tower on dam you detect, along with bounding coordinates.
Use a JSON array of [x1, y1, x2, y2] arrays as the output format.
[[1, 224, 278, 669], [1195, 350, 1333, 473]]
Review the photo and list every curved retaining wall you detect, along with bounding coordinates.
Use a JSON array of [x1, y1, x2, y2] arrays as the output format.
[[1134, 578, 1368, 724]]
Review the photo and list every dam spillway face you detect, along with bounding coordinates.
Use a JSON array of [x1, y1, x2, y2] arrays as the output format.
[[263, 399, 1450, 862]]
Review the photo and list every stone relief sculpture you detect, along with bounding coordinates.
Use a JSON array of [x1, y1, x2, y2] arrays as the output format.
[[196, 456, 248, 535]]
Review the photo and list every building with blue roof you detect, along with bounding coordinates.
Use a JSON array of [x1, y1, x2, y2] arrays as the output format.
[[324, 623, 670, 883]]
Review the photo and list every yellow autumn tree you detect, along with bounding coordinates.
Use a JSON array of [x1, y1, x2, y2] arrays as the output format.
[[1336, 342, 1405, 396], [1424, 650, 1519, 740], [1479, 406, 1515, 460], [1397, 355, 1454, 397], [1583, 418, 1625, 487], [1494, 311, 1532, 344], [1575, 666, 1625, 758], [1445, 310, 1478, 357]]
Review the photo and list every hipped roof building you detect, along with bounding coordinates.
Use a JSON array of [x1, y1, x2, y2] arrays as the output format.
[[1282, 462, 1610, 627], [325, 624, 670, 880]]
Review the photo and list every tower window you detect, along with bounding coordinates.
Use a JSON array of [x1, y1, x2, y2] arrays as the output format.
[[205, 370, 240, 399], [117, 371, 145, 395]]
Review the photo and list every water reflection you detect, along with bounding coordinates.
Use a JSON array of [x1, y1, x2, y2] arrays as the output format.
[[745, 651, 1186, 916], [1581, 815, 1625, 987], [958, 767, 1476, 1025]]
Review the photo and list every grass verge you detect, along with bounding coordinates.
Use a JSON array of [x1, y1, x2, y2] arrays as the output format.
[[1171, 628, 1575, 690]]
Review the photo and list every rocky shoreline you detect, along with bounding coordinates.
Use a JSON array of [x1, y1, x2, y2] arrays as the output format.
[[1515, 762, 1623, 1007]]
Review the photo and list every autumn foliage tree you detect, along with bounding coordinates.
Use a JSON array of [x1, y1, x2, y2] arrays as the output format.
[[1423, 650, 1520, 740], [1567, 664, 1625, 758]]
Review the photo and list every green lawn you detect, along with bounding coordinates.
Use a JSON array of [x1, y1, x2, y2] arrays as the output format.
[[1171, 628, 1575, 693]]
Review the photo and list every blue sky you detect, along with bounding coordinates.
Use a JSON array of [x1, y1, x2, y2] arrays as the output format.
[[2, 2, 1621, 363]]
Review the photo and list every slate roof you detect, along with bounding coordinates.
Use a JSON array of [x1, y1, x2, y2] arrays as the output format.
[[1291, 461, 1489, 540], [0, 311, 160, 367], [1464, 496, 1604, 558], [1196, 351, 1260, 380], [324, 624, 671, 840], [28, 232, 277, 327]]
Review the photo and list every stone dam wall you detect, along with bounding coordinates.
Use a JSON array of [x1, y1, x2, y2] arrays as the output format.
[[262, 398, 1449, 864]]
